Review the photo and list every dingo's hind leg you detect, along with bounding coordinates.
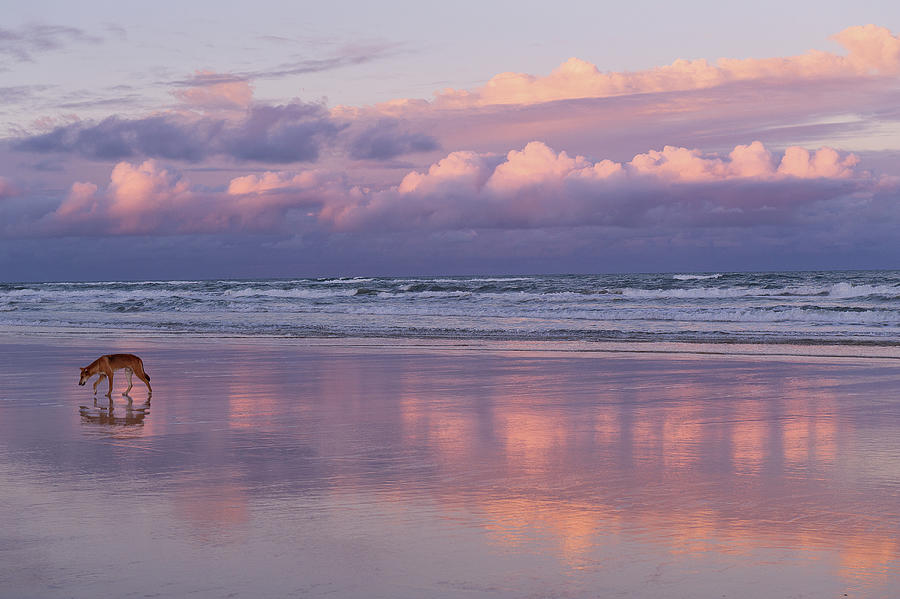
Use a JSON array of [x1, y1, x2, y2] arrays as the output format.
[[134, 361, 152, 394], [123, 368, 134, 395]]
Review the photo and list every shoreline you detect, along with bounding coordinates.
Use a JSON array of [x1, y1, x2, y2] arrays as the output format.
[[2, 324, 899, 361]]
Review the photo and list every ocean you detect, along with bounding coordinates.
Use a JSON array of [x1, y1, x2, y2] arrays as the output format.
[[2, 270, 899, 345]]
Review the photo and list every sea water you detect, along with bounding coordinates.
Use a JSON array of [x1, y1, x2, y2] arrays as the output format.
[[2, 270, 899, 345]]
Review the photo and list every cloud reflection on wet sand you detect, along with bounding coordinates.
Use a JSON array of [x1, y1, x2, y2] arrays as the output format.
[[1, 337, 898, 597]]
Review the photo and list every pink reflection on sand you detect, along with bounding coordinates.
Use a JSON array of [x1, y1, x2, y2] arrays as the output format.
[[53, 341, 899, 593], [172, 470, 250, 536], [385, 352, 896, 584]]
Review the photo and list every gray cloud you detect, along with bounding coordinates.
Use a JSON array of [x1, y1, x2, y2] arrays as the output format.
[[168, 72, 249, 88], [13, 102, 343, 163], [0, 84, 54, 105], [12, 102, 446, 164], [0, 23, 100, 63], [248, 41, 403, 80], [166, 41, 402, 88], [223, 104, 342, 162], [348, 119, 439, 160], [53, 91, 143, 110], [327, 176, 867, 233], [15, 115, 217, 161]]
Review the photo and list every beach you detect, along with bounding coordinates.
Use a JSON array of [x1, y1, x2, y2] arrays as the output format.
[[2, 332, 899, 598], [5, 1, 900, 595]]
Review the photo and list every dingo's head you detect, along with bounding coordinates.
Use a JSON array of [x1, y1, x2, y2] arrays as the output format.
[[79, 367, 91, 386]]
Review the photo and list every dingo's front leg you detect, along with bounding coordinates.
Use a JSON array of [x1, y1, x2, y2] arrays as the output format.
[[103, 367, 114, 398], [93, 373, 106, 395]]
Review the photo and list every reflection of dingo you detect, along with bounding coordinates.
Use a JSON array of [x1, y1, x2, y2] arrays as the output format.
[[79, 354, 152, 397]]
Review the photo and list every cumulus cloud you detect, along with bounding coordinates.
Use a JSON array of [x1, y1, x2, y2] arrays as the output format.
[[321, 141, 867, 231], [47, 160, 349, 235], [776, 146, 860, 178], [397, 150, 496, 195], [628, 141, 859, 182], [32, 140, 875, 239], [54, 161, 189, 233], [5, 139, 884, 242]]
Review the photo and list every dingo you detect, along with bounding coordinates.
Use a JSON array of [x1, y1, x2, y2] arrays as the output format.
[[79, 354, 152, 397]]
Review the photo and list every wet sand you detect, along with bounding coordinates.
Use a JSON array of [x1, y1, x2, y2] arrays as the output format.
[[1, 333, 900, 598]]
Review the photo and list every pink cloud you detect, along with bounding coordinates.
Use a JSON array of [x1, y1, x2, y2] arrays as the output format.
[[833, 24, 900, 74], [332, 25, 900, 133], [227, 171, 325, 195], [486, 142, 619, 193], [172, 70, 254, 112], [628, 141, 859, 182], [320, 141, 867, 231], [51, 162, 348, 235], [0, 177, 20, 199], [55, 161, 190, 233], [225, 170, 351, 227], [56, 181, 99, 217], [326, 27, 900, 173], [776, 146, 860, 178], [396, 151, 492, 194], [34, 140, 878, 238], [427, 25, 900, 108]]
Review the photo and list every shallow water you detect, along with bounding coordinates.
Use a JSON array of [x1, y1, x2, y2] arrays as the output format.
[[1, 336, 899, 598]]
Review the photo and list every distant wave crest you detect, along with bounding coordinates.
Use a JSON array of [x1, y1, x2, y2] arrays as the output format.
[[673, 274, 722, 280]]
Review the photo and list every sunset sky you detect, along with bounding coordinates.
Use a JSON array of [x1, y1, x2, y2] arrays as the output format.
[[2, 1, 900, 281]]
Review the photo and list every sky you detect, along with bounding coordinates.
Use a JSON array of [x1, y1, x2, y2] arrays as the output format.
[[2, 1, 900, 281]]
